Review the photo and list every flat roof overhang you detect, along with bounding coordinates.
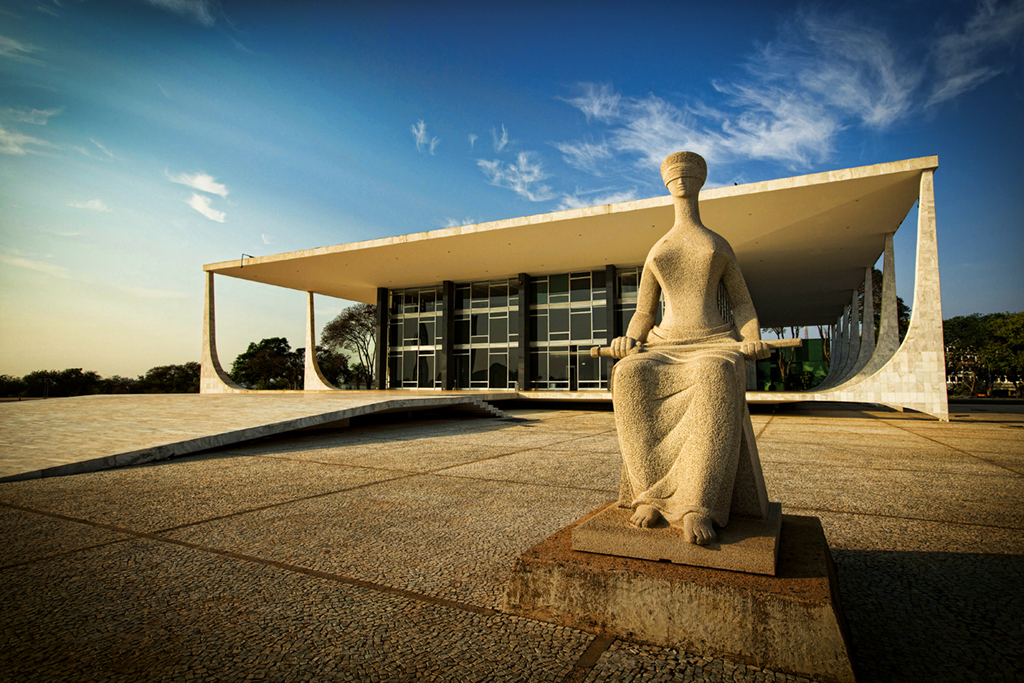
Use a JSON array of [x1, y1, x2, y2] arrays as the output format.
[[205, 156, 937, 328]]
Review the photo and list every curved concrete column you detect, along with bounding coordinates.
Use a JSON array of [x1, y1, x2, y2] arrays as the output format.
[[837, 289, 861, 381], [844, 266, 875, 380], [304, 292, 339, 391], [843, 234, 900, 385], [822, 170, 948, 420], [819, 307, 851, 390], [200, 272, 246, 394]]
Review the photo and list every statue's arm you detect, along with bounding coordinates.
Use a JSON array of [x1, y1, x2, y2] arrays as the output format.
[[723, 256, 770, 360], [611, 264, 661, 358]]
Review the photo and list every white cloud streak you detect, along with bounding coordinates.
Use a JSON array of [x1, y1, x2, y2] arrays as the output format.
[[478, 152, 554, 202], [0, 123, 53, 155], [468, 133, 478, 150], [67, 199, 110, 211], [927, 0, 1024, 105], [140, 0, 217, 27], [90, 139, 114, 158], [491, 124, 509, 152], [561, 83, 621, 123], [557, 189, 639, 211], [0, 35, 43, 63], [167, 170, 228, 197], [411, 120, 440, 154], [553, 139, 612, 175], [186, 193, 225, 222], [0, 254, 71, 278], [440, 216, 478, 228], [261, 233, 273, 245], [0, 107, 62, 125]]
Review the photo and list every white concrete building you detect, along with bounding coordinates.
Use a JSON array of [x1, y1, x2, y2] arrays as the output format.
[[201, 156, 948, 421]]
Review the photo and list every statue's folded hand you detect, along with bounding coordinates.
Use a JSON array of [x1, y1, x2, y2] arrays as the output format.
[[610, 336, 638, 359], [740, 340, 771, 361]]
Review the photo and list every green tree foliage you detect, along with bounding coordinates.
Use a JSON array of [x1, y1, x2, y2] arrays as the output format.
[[321, 304, 377, 389], [20, 368, 102, 398], [230, 337, 303, 390], [313, 346, 351, 387], [136, 362, 200, 393], [945, 312, 1024, 397]]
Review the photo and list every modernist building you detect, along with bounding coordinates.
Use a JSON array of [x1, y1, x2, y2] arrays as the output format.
[[201, 156, 948, 420]]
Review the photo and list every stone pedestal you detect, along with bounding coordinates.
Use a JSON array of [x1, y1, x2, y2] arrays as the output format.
[[503, 509, 855, 683], [572, 502, 782, 576]]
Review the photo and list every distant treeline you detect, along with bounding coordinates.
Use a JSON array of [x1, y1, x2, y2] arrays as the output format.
[[0, 363, 201, 398]]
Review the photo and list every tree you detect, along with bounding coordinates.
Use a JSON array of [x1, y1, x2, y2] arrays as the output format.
[[321, 304, 377, 389], [0, 374, 26, 398], [945, 312, 1024, 397], [314, 346, 351, 387], [21, 368, 102, 398], [230, 338, 303, 390], [136, 362, 200, 393]]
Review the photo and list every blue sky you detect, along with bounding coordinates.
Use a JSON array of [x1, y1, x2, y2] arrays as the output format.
[[1, 0, 1022, 377]]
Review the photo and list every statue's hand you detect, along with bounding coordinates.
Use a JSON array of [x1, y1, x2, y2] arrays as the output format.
[[740, 340, 771, 361], [610, 336, 638, 359]]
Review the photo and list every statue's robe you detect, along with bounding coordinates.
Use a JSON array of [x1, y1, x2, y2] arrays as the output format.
[[612, 323, 769, 527]]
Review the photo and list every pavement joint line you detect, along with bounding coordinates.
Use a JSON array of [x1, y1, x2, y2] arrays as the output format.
[[754, 413, 776, 440], [764, 458, 1022, 478], [562, 634, 617, 683], [881, 418, 1024, 478], [151, 471, 422, 535], [0, 499, 504, 620], [782, 503, 1024, 532], [429, 470, 617, 495]]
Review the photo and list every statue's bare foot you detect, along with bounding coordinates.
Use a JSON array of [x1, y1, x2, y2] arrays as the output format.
[[630, 504, 662, 528], [683, 513, 716, 545]]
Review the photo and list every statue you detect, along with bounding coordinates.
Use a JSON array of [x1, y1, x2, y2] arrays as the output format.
[[606, 151, 772, 546]]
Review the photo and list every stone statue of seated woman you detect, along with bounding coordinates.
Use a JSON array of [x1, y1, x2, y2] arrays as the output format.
[[608, 151, 772, 546]]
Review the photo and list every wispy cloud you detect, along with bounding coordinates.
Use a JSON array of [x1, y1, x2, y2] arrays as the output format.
[[186, 193, 225, 222], [261, 233, 273, 245], [440, 216, 478, 228], [0, 35, 43, 63], [561, 83, 621, 123], [557, 188, 639, 211], [478, 152, 554, 202], [67, 199, 109, 211], [0, 123, 53, 155], [491, 124, 510, 152], [553, 139, 613, 175], [558, 5, 1024, 172], [0, 254, 71, 278], [89, 138, 114, 158], [140, 0, 217, 27], [0, 107, 61, 125], [167, 170, 228, 197], [411, 120, 440, 154], [34, 2, 62, 18], [468, 133, 478, 150], [927, 0, 1024, 105]]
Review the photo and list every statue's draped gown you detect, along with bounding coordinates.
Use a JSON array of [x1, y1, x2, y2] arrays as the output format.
[[613, 227, 768, 527]]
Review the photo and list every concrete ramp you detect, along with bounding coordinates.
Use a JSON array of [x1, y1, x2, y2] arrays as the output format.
[[0, 391, 515, 482]]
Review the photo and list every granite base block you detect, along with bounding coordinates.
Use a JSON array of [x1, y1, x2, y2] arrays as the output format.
[[503, 509, 856, 683], [572, 502, 782, 575]]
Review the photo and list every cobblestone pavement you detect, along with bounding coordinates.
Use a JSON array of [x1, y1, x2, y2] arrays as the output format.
[[1, 402, 1022, 682]]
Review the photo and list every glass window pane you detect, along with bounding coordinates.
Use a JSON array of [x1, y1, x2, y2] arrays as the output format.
[[550, 273, 569, 296], [530, 352, 547, 383], [618, 304, 636, 335], [578, 352, 599, 382], [508, 309, 519, 338], [402, 351, 417, 383], [403, 317, 418, 343], [548, 349, 568, 381], [404, 290, 418, 313], [592, 269, 606, 290], [550, 308, 569, 334], [472, 313, 488, 337], [508, 347, 519, 385], [571, 311, 591, 341], [420, 288, 436, 312], [618, 270, 639, 300], [471, 348, 488, 382], [419, 320, 434, 346], [489, 315, 508, 344], [530, 313, 547, 342], [456, 353, 470, 388], [388, 323, 399, 348], [489, 353, 507, 389], [455, 319, 470, 345], [592, 305, 608, 335], [455, 287, 469, 311], [508, 280, 519, 297], [529, 280, 548, 305], [418, 354, 434, 388], [388, 355, 400, 388], [390, 293, 402, 314], [471, 282, 488, 301], [490, 283, 508, 309], [570, 275, 590, 302]]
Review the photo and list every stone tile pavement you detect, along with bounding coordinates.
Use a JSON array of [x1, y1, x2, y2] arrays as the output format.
[[1, 401, 1022, 682]]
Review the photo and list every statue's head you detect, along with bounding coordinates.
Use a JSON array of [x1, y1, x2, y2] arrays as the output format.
[[660, 152, 707, 195]]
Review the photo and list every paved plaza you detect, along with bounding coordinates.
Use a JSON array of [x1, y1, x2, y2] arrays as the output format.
[[1, 400, 1022, 682]]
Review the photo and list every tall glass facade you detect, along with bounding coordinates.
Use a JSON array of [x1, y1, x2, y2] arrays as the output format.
[[382, 266, 735, 391], [387, 285, 443, 388], [453, 278, 519, 390]]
